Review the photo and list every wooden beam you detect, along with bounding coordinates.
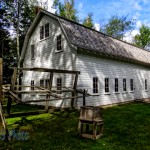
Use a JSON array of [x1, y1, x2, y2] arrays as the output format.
[[14, 90, 50, 94], [71, 73, 79, 109], [23, 95, 84, 103], [16, 67, 80, 74], [8, 91, 21, 102]]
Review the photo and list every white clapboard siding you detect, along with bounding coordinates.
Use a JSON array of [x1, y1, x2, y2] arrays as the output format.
[[22, 15, 76, 107], [76, 53, 150, 107], [22, 14, 150, 108]]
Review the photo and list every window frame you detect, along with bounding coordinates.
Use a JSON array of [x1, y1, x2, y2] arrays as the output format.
[[145, 79, 148, 91], [40, 23, 50, 40], [45, 23, 49, 38], [105, 78, 109, 93], [93, 77, 99, 94], [40, 25, 44, 40], [130, 79, 134, 91], [123, 78, 126, 92], [31, 44, 35, 60], [31, 80, 34, 91], [56, 78, 62, 94], [40, 79, 44, 88], [56, 34, 62, 52], [115, 78, 119, 93]]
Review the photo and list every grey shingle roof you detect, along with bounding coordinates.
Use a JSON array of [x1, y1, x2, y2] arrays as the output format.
[[20, 9, 150, 66], [60, 19, 150, 65]]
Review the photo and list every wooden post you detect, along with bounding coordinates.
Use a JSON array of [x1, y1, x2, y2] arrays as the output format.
[[45, 72, 53, 111], [71, 73, 78, 109], [0, 58, 2, 104], [7, 97, 12, 116], [83, 89, 86, 106], [0, 58, 9, 141], [10, 68, 17, 92]]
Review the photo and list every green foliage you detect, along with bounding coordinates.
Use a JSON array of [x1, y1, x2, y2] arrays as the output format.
[[53, 0, 79, 22], [83, 13, 95, 29], [134, 25, 150, 49], [0, 0, 46, 83], [102, 15, 134, 39]]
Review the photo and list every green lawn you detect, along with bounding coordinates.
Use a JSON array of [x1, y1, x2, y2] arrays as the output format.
[[0, 103, 150, 150]]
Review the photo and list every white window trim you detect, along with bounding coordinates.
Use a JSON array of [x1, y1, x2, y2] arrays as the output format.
[[56, 77, 63, 95], [123, 78, 127, 92], [145, 79, 148, 91], [104, 77, 110, 94], [39, 22, 50, 41], [129, 79, 134, 92], [31, 44, 35, 60], [55, 34, 63, 53], [92, 77, 99, 95]]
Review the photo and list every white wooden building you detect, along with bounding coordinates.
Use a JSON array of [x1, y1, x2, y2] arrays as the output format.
[[20, 9, 150, 108]]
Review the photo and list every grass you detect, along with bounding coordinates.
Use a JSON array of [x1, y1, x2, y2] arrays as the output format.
[[0, 103, 150, 150]]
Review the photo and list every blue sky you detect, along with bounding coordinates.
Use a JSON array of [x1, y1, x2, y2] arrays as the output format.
[[75, 0, 150, 29], [46, 0, 150, 42]]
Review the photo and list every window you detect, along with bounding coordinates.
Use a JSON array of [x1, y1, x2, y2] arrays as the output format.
[[115, 78, 118, 92], [57, 78, 62, 94], [123, 78, 126, 91], [45, 79, 49, 89], [130, 79, 134, 91], [105, 78, 109, 93], [93, 77, 98, 94], [145, 79, 148, 90], [57, 34, 62, 51], [40, 80, 44, 87], [40, 25, 44, 40], [40, 23, 49, 40], [45, 23, 49, 38], [31, 80, 34, 90], [31, 45, 34, 60]]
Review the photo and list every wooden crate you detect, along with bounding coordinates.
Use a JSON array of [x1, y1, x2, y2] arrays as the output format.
[[79, 106, 103, 122]]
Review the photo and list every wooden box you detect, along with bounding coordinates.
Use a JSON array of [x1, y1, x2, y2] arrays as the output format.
[[79, 106, 103, 121]]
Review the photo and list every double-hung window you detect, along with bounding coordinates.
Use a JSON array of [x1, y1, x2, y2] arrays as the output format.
[[115, 78, 118, 92], [31, 45, 35, 60], [130, 79, 134, 91], [57, 78, 62, 94], [123, 78, 126, 91], [40, 79, 44, 87], [93, 77, 98, 94], [57, 34, 62, 51], [145, 79, 148, 90], [40, 23, 49, 40], [31, 80, 34, 91], [45, 23, 49, 38], [105, 78, 109, 93]]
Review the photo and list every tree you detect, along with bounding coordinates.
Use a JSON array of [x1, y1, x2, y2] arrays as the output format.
[[53, 0, 79, 22], [133, 25, 150, 49], [102, 15, 134, 39], [83, 13, 94, 29]]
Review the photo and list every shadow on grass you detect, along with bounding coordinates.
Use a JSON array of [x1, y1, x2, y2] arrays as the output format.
[[0, 103, 150, 150]]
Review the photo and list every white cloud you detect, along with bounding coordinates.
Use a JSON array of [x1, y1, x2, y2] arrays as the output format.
[[94, 23, 100, 31], [37, 0, 56, 13], [123, 30, 139, 43], [136, 20, 142, 28]]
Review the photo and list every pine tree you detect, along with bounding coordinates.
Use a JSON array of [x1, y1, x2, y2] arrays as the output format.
[[83, 13, 94, 29]]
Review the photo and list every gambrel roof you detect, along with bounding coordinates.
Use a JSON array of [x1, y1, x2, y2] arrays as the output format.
[[20, 9, 150, 66]]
